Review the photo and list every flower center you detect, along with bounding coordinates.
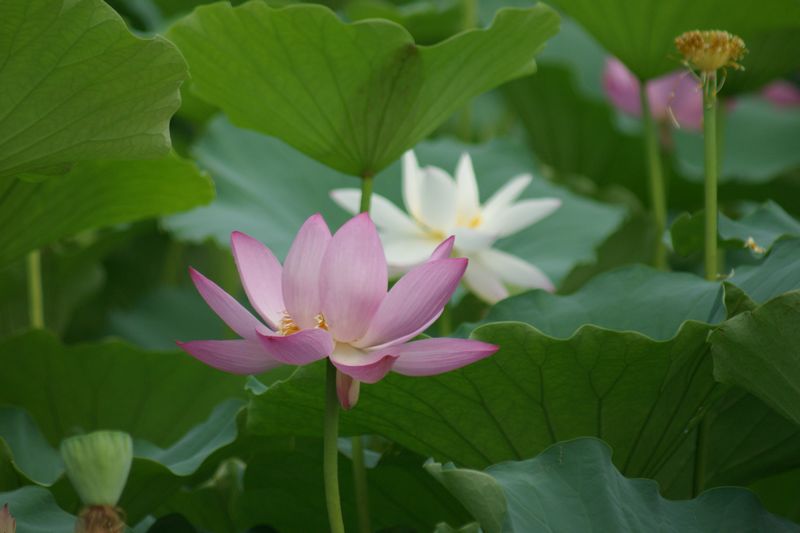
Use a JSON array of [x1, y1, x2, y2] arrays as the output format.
[[279, 312, 328, 335], [675, 30, 746, 73]]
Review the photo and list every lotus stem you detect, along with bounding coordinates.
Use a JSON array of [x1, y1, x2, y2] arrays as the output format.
[[703, 73, 719, 281], [324, 360, 346, 533], [639, 83, 668, 270], [27, 250, 44, 328]]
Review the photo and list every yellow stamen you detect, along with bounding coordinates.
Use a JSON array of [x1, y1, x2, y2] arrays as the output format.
[[675, 30, 746, 73], [279, 312, 299, 336], [744, 236, 766, 254], [315, 313, 329, 330]]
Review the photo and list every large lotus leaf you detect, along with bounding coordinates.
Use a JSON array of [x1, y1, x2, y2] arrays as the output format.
[[0, 401, 243, 522], [426, 438, 799, 533], [166, 117, 625, 286], [167, 2, 559, 176], [711, 290, 800, 426], [0, 487, 76, 533], [674, 97, 800, 184], [247, 267, 726, 491], [670, 201, 800, 257], [235, 440, 469, 532], [724, 28, 800, 94], [726, 238, 800, 304], [656, 388, 800, 498], [0, 155, 213, 268], [548, 0, 800, 80], [0, 330, 245, 448], [344, 0, 470, 45], [0, 0, 187, 178]]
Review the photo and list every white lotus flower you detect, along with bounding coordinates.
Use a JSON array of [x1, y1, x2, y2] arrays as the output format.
[[331, 151, 561, 303]]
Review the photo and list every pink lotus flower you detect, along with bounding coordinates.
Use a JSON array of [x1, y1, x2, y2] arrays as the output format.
[[178, 213, 498, 408], [603, 57, 703, 130], [761, 80, 800, 107]]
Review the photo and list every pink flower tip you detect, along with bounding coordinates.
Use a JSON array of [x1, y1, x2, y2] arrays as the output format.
[[0, 503, 15, 533]]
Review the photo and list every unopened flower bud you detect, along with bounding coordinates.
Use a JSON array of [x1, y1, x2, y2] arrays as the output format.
[[60, 431, 133, 506]]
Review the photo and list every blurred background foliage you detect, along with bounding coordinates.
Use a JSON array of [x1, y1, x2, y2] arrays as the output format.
[[1, 0, 799, 530]]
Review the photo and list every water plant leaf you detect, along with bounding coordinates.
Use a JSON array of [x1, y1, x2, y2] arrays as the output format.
[[0, 155, 213, 268], [427, 437, 799, 533], [0, 0, 187, 178], [711, 290, 800, 426], [167, 2, 559, 176], [548, 0, 800, 80], [0, 486, 76, 533]]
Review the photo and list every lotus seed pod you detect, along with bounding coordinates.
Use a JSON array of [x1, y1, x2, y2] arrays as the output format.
[[60, 431, 133, 506], [675, 30, 747, 73]]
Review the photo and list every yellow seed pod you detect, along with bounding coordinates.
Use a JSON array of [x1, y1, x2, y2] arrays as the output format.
[[675, 30, 747, 73]]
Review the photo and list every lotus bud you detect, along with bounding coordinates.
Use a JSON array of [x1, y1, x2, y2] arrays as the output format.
[[0, 504, 15, 533], [60, 431, 133, 533]]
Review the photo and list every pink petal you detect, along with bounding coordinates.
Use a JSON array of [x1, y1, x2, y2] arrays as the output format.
[[429, 236, 455, 261], [256, 328, 334, 365], [387, 338, 498, 376], [356, 258, 467, 348], [231, 231, 285, 330], [282, 214, 332, 329], [189, 267, 264, 341], [603, 57, 642, 116], [336, 370, 361, 410], [177, 339, 281, 374], [320, 214, 388, 342], [652, 72, 702, 130], [762, 80, 800, 107], [330, 344, 397, 384]]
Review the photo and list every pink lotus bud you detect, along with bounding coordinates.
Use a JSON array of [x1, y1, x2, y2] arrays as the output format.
[[603, 57, 704, 130]]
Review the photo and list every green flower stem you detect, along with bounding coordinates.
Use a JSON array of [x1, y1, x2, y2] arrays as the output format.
[[703, 74, 719, 282], [359, 174, 373, 213], [26, 250, 44, 329], [639, 83, 668, 270], [351, 436, 371, 533], [324, 361, 345, 533], [349, 173, 375, 533]]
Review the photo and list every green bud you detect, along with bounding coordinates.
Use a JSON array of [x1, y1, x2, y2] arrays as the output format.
[[60, 431, 133, 506]]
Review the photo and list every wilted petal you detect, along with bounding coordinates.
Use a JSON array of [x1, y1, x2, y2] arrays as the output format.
[[402, 150, 423, 219], [481, 198, 561, 238], [455, 152, 481, 222], [321, 214, 387, 342], [480, 248, 554, 292], [177, 339, 281, 374], [481, 174, 532, 221], [336, 370, 360, 410], [330, 343, 397, 384], [387, 338, 498, 376], [418, 166, 458, 231], [282, 214, 332, 329], [231, 231, 284, 329], [357, 258, 467, 348], [330, 189, 421, 235], [463, 256, 508, 303], [189, 268, 264, 341], [256, 328, 334, 365]]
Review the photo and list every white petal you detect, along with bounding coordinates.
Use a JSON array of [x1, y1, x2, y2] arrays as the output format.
[[481, 174, 532, 221], [402, 150, 423, 219], [452, 227, 496, 253], [456, 152, 480, 223], [418, 166, 457, 231], [481, 198, 561, 238], [331, 189, 421, 234], [462, 255, 508, 303], [479, 248, 554, 291], [383, 234, 439, 269]]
